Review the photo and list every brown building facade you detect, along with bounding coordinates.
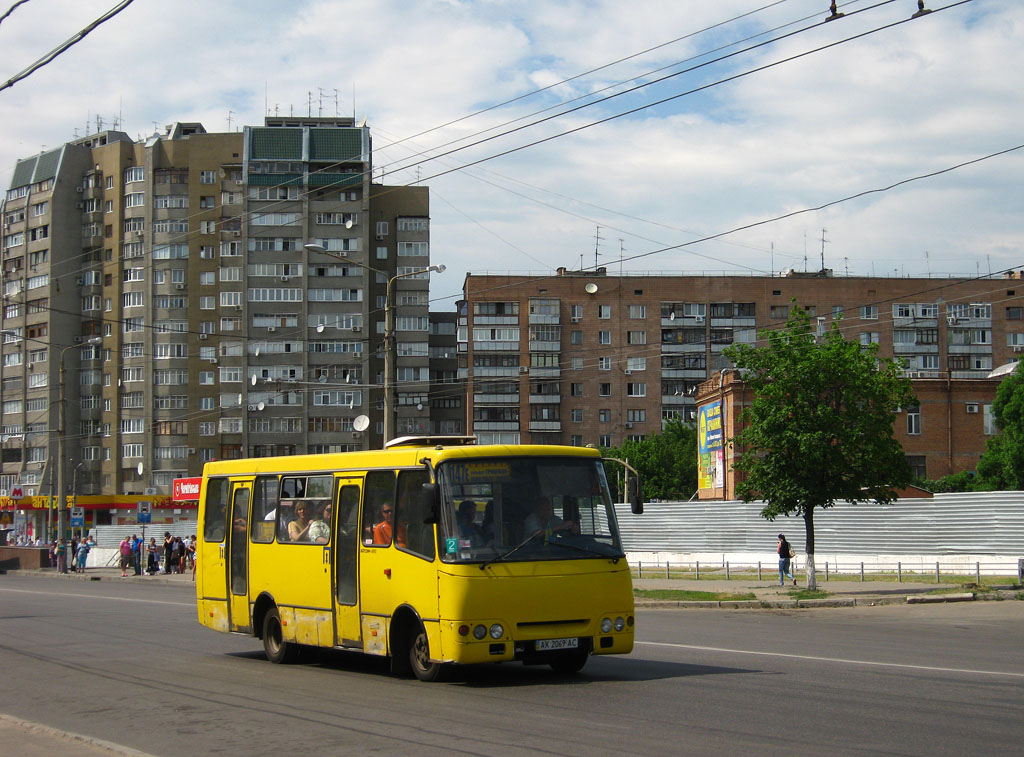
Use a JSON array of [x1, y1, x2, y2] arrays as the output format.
[[462, 268, 1016, 474]]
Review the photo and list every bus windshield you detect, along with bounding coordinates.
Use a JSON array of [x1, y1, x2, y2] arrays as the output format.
[[435, 456, 624, 564]]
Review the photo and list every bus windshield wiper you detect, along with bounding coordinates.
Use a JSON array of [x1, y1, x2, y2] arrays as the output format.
[[480, 532, 540, 570], [542, 538, 620, 561]]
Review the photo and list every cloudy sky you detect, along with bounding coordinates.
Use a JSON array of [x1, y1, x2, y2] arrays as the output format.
[[1, 0, 1020, 304]]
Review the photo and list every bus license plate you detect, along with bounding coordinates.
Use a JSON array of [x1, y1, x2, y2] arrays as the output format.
[[536, 637, 578, 651]]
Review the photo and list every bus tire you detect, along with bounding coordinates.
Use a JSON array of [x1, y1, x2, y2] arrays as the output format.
[[549, 649, 588, 674], [262, 607, 298, 664], [408, 623, 446, 682]]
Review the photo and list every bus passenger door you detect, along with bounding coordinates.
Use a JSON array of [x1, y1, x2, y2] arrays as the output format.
[[228, 483, 252, 633], [333, 478, 362, 648]]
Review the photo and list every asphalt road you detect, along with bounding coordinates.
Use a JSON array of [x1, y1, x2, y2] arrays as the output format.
[[0, 575, 1021, 755]]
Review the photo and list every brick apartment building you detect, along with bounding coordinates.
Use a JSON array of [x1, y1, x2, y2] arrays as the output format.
[[461, 268, 1016, 479], [1, 117, 447, 535]]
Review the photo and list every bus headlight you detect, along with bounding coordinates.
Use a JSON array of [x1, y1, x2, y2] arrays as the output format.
[[473, 624, 487, 640], [614, 616, 625, 632], [601, 617, 613, 633], [489, 623, 504, 639]]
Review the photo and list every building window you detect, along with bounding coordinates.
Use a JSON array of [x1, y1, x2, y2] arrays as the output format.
[[770, 305, 788, 319], [599, 383, 611, 397], [570, 409, 583, 422], [859, 332, 879, 346], [860, 306, 878, 319], [907, 406, 921, 435], [598, 331, 611, 345], [629, 304, 645, 319], [626, 383, 646, 397], [906, 455, 927, 479], [570, 383, 583, 397], [598, 357, 610, 371], [200, 170, 216, 184], [984, 404, 995, 435], [627, 331, 646, 345], [570, 330, 582, 345]]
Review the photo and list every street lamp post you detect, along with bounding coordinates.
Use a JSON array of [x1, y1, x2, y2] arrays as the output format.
[[303, 244, 444, 442], [57, 337, 101, 543]]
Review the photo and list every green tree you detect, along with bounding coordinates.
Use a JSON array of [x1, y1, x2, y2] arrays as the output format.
[[724, 305, 916, 589], [975, 369, 1024, 488], [604, 419, 697, 501]]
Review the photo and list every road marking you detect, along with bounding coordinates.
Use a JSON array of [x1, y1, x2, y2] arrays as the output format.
[[636, 641, 1024, 678], [0, 586, 193, 607]]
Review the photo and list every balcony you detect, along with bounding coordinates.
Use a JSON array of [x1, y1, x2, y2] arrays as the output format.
[[529, 421, 561, 432]]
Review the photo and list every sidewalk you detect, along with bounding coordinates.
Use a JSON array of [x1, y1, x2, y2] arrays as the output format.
[[633, 576, 1023, 608], [4, 565, 1021, 608]]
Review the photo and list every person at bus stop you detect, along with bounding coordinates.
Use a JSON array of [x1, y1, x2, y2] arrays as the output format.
[[288, 502, 313, 542], [55, 539, 68, 574], [163, 532, 174, 574], [308, 504, 331, 544], [119, 536, 132, 577], [372, 503, 406, 547], [778, 533, 796, 586], [131, 533, 143, 576], [524, 497, 578, 541], [147, 537, 159, 575]]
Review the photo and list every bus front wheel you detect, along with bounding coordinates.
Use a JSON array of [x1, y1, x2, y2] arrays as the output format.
[[409, 623, 445, 682], [262, 607, 298, 664], [549, 649, 588, 674]]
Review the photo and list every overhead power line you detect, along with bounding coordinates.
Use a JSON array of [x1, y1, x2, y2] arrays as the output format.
[[0, 0, 136, 94]]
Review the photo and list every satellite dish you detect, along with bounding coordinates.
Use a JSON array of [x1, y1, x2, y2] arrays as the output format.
[[345, 219, 354, 229], [254, 347, 260, 357], [136, 462, 144, 476], [416, 403, 423, 411], [251, 374, 258, 386], [585, 282, 599, 294], [257, 401, 266, 411], [316, 324, 325, 333], [353, 415, 370, 432], [318, 374, 328, 384]]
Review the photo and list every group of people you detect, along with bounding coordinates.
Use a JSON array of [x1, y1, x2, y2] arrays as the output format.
[[113, 533, 196, 577], [279, 501, 331, 543], [48, 536, 95, 574]]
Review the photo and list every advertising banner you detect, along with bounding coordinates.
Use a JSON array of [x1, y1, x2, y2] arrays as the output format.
[[698, 401, 724, 490]]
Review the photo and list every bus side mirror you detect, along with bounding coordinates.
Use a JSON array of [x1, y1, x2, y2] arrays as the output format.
[[421, 482, 439, 524], [628, 478, 643, 515]]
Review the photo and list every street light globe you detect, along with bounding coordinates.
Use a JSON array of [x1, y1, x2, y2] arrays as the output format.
[[429, 264, 446, 274], [303, 243, 325, 254]]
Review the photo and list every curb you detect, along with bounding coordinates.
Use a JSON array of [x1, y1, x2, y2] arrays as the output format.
[[907, 592, 975, 604]]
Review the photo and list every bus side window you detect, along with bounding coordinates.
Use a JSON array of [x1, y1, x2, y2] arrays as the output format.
[[250, 476, 279, 544], [362, 470, 396, 547], [203, 478, 229, 543], [396, 469, 434, 560]]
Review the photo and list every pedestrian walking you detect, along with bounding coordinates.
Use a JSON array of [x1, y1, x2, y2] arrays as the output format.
[[777, 533, 796, 586]]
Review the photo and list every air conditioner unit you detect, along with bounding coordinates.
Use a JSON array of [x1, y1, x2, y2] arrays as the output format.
[[267, 326, 276, 332], [75, 277, 84, 285], [133, 231, 143, 238], [76, 187, 83, 193], [234, 304, 243, 311], [73, 336, 84, 343], [570, 316, 581, 323], [351, 325, 361, 332], [280, 275, 289, 282], [375, 234, 385, 241], [624, 422, 634, 429], [175, 283, 185, 290], [966, 404, 979, 414], [199, 333, 208, 340], [188, 448, 196, 454], [694, 316, 705, 324], [947, 317, 957, 326], [1014, 345, 1023, 353], [519, 366, 529, 373], [624, 369, 632, 375], [232, 231, 241, 237], [247, 404, 258, 411], [75, 202, 84, 210]]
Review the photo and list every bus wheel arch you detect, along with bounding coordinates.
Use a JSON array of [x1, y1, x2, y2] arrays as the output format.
[[389, 605, 445, 682], [251, 592, 276, 641]]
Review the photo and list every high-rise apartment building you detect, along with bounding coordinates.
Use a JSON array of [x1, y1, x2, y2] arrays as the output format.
[[461, 268, 1015, 476], [1, 117, 439, 532]]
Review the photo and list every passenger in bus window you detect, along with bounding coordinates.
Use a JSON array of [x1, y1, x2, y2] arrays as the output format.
[[458, 501, 482, 546], [288, 503, 313, 542], [524, 496, 578, 538], [309, 503, 331, 544], [371, 503, 406, 547]]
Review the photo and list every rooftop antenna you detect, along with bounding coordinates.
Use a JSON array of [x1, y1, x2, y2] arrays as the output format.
[[352, 83, 356, 121], [987, 255, 992, 277], [770, 242, 774, 276], [307, 90, 313, 117], [618, 238, 625, 277], [843, 256, 849, 276], [265, 80, 268, 116], [593, 225, 604, 268], [318, 86, 325, 117], [924, 250, 931, 277], [819, 227, 828, 272], [333, 88, 340, 116], [227, 110, 234, 132]]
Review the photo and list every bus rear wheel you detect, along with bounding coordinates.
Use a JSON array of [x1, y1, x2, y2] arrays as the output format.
[[262, 607, 298, 664], [409, 623, 446, 682]]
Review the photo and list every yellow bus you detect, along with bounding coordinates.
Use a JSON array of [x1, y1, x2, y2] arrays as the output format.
[[195, 436, 642, 680]]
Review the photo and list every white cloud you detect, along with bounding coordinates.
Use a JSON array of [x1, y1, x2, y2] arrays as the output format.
[[1, 0, 1021, 303]]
